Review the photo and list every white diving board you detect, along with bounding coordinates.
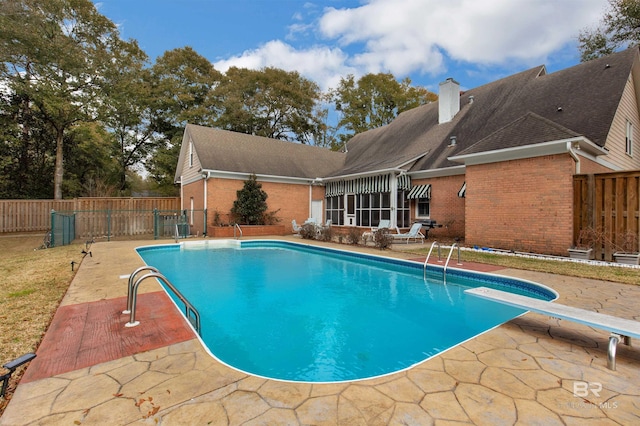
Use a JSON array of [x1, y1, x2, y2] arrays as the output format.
[[465, 287, 640, 370]]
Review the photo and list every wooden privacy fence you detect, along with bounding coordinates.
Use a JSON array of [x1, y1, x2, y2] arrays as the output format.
[[0, 197, 180, 234], [573, 170, 640, 261]]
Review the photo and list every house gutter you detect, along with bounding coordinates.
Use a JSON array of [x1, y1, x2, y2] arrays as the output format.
[[448, 136, 607, 166], [567, 142, 581, 174], [201, 169, 316, 185]]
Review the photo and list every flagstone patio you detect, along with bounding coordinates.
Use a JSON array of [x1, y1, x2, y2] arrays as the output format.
[[1, 238, 639, 425]]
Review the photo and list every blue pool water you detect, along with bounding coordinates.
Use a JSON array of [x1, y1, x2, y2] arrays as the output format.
[[137, 240, 556, 382]]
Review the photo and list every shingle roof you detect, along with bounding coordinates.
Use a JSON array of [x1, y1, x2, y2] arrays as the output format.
[[181, 124, 346, 179], [177, 47, 638, 181], [340, 47, 638, 174], [456, 112, 581, 156]]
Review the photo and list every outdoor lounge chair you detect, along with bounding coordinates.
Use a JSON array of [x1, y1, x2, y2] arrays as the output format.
[[292, 219, 302, 235], [371, 219, 390, 233], [391, 223, 425, 244]]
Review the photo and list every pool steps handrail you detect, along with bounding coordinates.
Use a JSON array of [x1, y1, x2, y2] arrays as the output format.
[[234, 223, 243, 239], [423, 241, 462, 281], [124, 270, 201, 335], [124, 266, 160, 314]]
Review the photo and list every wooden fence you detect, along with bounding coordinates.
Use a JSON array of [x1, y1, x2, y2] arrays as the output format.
[[0, 197, 180, 234], [573, 170, 640, 261]]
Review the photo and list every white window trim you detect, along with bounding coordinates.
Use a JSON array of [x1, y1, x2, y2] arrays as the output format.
[[414, 198, 430, 219]]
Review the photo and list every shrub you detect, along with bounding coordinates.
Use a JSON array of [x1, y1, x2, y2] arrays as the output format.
[[346, 227, 361, 245], [300, 223, 316, 240], [318, 226, 333, 242], [231, 174, 268, 225], [374, 228, 393, 250]]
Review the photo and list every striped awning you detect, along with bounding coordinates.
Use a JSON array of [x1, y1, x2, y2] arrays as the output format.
[[325, 174, 391, 197], [397, 174, 411, 191], [407, 184, 431, 199], [458, 181, 466, 198]]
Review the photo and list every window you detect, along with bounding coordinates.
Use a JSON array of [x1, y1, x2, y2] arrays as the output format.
[[355, 192, 391, 227], [396, 190, 411, 228], [416, 198, 430, 218], [189, 139, 194, 167], [626, 120, 633, 156], [325, 196, 344, 225]]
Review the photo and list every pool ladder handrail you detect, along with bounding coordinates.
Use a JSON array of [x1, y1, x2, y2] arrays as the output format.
[[423, 241, 462, 280], [123, 267, 201, 335], [234, 223, 243, 239]]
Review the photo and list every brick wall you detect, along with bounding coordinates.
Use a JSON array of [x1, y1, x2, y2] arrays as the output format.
[[204, 178, 312, 233], [412, 175, 466, 239], [465, 154, 575, 255]]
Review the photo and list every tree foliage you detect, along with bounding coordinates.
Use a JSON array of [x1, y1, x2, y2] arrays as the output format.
[[231, 174, 268, 225], [0, 0, 143, 199], [579, 0, 640, 61], [215, 67, 322, 143], [0, 1, 435, 199], [330, 73, 436, 144]]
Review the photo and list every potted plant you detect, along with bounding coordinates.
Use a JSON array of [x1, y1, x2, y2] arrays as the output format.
[[613, 230, 640, 265], [568, 227, 600, 260]]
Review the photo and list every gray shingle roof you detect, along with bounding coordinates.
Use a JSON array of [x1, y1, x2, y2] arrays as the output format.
[[183, 124, 346, 179], [177, 47, 638, 181]]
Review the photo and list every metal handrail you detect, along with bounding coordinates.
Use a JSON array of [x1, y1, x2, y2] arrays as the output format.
[[125, 271, 201, 335], [123, 266, 160, 314], [234, 223, 243, 239], [423, 241, 439, 279], [174, 224, 180, 243], [443, 243, 462, 280]]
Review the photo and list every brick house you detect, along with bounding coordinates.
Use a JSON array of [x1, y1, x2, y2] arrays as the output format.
[[175, 47, 640, 255]]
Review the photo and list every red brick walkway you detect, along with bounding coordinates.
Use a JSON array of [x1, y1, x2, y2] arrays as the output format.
[[22, 291, 195, 383]]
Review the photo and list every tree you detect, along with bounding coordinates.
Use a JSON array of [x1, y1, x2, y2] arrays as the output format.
[[0, 0, 141, 199], [101, 42, 154, 192], [215, 67, 322, 143], [231, 174, 268, 225], [145, 47, 222, 193], [330, 73, 436, 143], [579, 0, 640, 61]]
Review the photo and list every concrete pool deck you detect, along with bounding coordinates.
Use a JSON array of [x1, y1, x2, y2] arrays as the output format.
[[1, 237, 639, 425]]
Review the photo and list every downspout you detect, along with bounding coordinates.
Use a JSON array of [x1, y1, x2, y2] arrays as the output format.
[[202, 172, 208, 212], [568, 141, 581, 174], [180, 176, 184, 210]]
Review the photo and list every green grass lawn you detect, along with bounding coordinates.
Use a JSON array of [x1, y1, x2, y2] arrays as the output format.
[[398, 245, 640, 286], [0, 234, 82, 415]]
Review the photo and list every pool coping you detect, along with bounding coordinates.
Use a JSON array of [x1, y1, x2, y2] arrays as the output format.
[[2, 236, 639, 425]]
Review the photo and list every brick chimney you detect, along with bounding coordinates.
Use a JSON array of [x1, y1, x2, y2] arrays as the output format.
[[439, 78, 460, 124]]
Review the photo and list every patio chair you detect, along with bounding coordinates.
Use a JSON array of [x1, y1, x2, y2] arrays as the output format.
[[391, 223, 425, 244], [292, 220, 302, 235], [371, 219, 390, 233]]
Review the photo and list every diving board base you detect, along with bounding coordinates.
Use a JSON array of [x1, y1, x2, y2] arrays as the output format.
[[465, 287, 640, 370]]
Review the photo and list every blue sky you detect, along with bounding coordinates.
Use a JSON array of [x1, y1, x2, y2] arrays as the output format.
[[94, 0, 608, 93]]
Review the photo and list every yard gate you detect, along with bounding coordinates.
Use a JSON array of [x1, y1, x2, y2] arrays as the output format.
[[573, 170, 640, 261]]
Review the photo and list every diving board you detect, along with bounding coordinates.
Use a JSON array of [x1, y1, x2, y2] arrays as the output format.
[[464, 287, 640, 370]]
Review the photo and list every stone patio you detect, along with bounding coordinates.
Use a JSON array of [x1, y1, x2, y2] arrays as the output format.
[[1, 238, 639, 425]]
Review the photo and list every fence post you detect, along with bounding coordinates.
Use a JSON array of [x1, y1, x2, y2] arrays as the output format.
[[107, 209, 111, 242], [153, 209, 158, 240], [50, 210, 55, 248]]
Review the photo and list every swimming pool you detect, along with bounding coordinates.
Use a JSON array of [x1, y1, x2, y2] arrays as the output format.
[[137, 240, 557, 382]]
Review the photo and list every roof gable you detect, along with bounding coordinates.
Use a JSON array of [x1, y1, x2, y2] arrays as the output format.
[[175, 124, 346, 181], [457, 112, 580, 156]]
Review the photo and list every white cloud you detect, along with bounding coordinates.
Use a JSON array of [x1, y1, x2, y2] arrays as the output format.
[[212, 0, 607, 90], [214, 40, 356, 90], [319, 0, 606, 73]]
